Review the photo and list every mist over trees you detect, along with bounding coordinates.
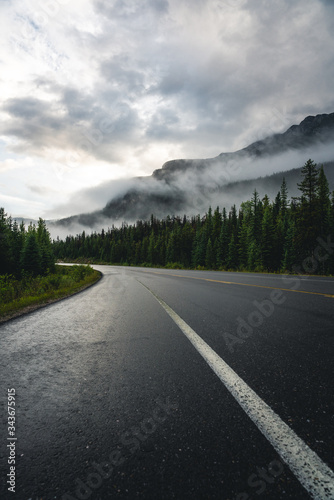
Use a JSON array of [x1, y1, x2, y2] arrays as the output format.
[[52, 160, 334, 275]]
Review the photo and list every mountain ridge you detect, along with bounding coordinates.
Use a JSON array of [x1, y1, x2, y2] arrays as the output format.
[[153, 112, 334, 182], [53, 112, 334, 231]]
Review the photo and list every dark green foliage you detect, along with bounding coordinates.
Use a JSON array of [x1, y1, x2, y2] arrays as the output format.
[[0, 208, 11, 275], [280, 177, 289, 219], [52, 160, 334, 275], [261, 207, 275, 270], [37, 218, 56, 273], [317, 165, 330, 239], [295, 159, 320, 258], [217, 208, 229, 268], [281, 220, 296, 272], [0, 265, 97, 318], [227, 233, 238, 270], [20, 232, 42, 277], [297, 159, 319, 207], [205, 238, 215, 269], [0, 210, 55, 278]]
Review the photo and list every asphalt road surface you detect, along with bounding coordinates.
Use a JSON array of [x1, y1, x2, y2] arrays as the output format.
[[1, 265, 334, 500]]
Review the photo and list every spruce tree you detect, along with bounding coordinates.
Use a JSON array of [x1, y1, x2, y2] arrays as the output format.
[[297, 159, 319, 208], [227, 233, 238, 270], [212, 206, 222, 241], [295, 159, 319, 258], [280, 177, 289, 220], [317, 165, 330, 239], [261, 207, 275, 270], [216, 208, 229, 268], [8, 220, 25, 276], [0, 208, 11, 275], [328, 191, 334, 274], [273, 191, 281, 222], [37, 218, 55, 274], [191, 216, 207, 268], [250, 190, 262, 240], [20, 232, 42, 277], [282, 219, 296, 272], [237, 202, 252, 269], [205, 238, 215, 269], [238, 221, 248, 269]]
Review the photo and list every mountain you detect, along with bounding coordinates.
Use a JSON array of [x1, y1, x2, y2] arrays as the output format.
[[152, 112, 334, 182], [53, 112, 334, 232]]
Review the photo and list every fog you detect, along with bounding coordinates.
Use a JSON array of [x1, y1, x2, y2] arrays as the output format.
[[49, 138, 334, 239]]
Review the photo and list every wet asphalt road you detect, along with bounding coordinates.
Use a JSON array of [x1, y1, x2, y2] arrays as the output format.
[[0, 265, 334, 500]]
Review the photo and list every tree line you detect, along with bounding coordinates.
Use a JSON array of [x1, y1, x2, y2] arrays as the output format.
[[0, 212, 55, 277], [50, 159, 333, 275]]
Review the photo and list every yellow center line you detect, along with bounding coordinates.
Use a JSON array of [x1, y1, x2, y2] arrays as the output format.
[[138, 270, 334, 298]]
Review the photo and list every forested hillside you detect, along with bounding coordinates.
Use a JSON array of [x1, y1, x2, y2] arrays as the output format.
[[53, 160, 334, 275]]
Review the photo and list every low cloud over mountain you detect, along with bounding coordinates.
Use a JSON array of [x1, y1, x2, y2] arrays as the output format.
[[51, 112, 334, 237]]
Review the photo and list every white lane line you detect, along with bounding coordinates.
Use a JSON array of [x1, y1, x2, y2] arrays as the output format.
[[138, 280, 334, 500]]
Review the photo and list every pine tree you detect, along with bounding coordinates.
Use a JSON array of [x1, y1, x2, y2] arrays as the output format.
[[261, 207, 275, 270], [273, 191, 281, 223], [180, 222, 193, 267], [227, 233, 238, 270], [295, 159, 319, 258], [205, 206, 213, 239], [20, 232, 42, 276], [297, 159, 319, 208], [238, 221, 248, 269], [0, 208, 11, 275], [328, 191, 334, 274], [205, 238, 215, 269], [212, 206, 222, 241], [247, 239, 261, 271], [281, 219, 296, 271], [166, 232, 176, 264], [280, 177, 289, 220], [140, 236, 149, 264], [249, 190, 262, 240], [192, 229, 206, 268], [8, 220, 25, 276], [36, 218, 55, 273], [238, 202, 252, 269], [216, 209, 229, 268], [317, 165, 330, 239], [274, 177, 289, 269]]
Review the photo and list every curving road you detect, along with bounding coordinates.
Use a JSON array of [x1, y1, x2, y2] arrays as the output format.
[[1, 265, 334, 500]]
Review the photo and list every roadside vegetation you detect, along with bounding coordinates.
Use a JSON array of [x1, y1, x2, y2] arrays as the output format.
[[0, 212, 100, 321], [0, 265, 100, 320], [53, 160, 334, 275]]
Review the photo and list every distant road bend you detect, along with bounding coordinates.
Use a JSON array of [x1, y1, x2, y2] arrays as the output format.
[[0, 266, 334, 500]]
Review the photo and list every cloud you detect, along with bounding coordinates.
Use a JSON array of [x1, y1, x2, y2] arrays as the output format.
[[1, 0, 334, 219], [46, 177, 140, 218], [94, 0, 169, 21]]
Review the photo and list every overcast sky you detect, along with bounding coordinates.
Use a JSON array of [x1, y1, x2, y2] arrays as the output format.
[[1, 0, 334, 219]]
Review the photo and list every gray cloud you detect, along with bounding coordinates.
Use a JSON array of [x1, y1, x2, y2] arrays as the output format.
[[5, 0, 334, 160], [1, 0, 334, 219], [100, 57, 146, 95], [3, 97, 49, 120], [94, 0, 169, 20], [1, 96, 67, 152]]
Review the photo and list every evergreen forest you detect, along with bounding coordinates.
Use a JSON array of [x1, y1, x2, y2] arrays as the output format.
[[0, 213, 55, 277], [52, 160, 334, 275]]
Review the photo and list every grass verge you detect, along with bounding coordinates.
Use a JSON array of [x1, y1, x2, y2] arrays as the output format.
[[0, 265, 101, 323]]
